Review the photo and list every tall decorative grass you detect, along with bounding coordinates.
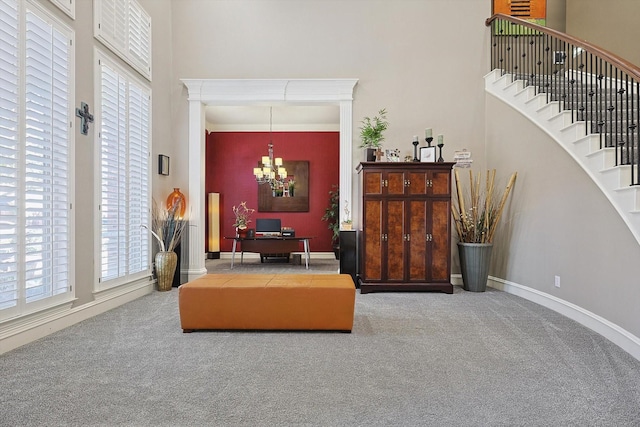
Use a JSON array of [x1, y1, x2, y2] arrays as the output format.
[[451, 169, 517, 244], [143, 199, 187, 252]]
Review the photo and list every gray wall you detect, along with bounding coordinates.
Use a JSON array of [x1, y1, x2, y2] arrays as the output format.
[[546, 0, 567, 32], [169, 0, 640, 343], [485, 94, 640, 339], [566, 0, 640, 66], [170, 0, 492, 183]]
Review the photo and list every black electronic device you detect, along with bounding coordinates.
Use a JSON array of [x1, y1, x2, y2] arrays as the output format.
[[255, 218, 281, 236], [281, 227, 295, 237]]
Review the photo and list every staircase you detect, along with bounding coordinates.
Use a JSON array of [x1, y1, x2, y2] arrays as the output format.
[[486, 69, 640, 244], [485, 15, 640, 245]]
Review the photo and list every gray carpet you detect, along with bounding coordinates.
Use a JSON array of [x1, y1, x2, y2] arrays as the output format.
[[2, 261, 640, 426], [206, 257, 341, 274]]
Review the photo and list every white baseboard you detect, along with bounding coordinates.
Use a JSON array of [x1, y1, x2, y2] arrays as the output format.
[[451, 273, 640, 362], [217, 251, 337, 260], [1, 281, 153, 355]]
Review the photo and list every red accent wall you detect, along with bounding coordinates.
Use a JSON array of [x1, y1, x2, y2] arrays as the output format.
[[206, 131, 339, 252]]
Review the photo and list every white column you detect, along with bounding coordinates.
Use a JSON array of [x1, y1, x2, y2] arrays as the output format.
[[339, 100, 353, 226], [186, 99, 207, 280]]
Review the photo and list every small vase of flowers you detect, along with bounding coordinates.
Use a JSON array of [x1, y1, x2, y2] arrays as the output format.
[[232, 201, 255, 238]]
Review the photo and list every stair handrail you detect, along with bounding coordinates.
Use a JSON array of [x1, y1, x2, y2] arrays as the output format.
[[485, 13, 640, 81], [486, 13, 640, 187]]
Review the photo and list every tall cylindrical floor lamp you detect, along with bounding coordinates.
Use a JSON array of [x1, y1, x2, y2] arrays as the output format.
[[207, 192, 220, 259]]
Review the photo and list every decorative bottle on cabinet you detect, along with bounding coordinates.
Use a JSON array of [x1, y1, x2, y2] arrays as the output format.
[[356, 162, 454, 294]]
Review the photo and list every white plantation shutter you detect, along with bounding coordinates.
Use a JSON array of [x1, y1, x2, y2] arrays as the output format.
[[127, 84, 149, 274], [48, 0, 74, 19], [0, 0, 20, 311], [99, 63, 126, 282], [94, 0, 151, 80], [24, 7, 70, 303], [0, 0, 73, 317], [127, 1, 150, 76], [96, 0, 127, 57], [98, 53, 150, 286]]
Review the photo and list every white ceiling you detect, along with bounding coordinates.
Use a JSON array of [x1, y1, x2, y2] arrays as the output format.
[[205, 105, 340, 131]]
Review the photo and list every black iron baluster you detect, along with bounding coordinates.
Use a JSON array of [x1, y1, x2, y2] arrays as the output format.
[[513, 27, 517, 79], [543, 35, 550, 101], [493, 19, 497, 71], [578, 62, 586, 127], [499, 20, 505, 75], [588, 54, 596, 134], [608, 62, 615, 149], [568, 43, 575, 122], [597, 61, 605, 149], [630, 79, 640, 185], [615, 67, 621, 163], [559, 39, 566, 114], [623, 75, 629, 165], [528, 30, 534, 90], [508, 30, 514, 80]]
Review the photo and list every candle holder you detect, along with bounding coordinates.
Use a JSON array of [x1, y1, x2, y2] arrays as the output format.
[[437, 142, 444, 162], [412, 139, 420, 162], [425, 136, 433, 147]]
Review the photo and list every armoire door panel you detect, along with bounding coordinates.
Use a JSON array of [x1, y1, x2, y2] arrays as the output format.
[[363, 199, 382, 280], [387, 172, 405, 195], [408, 200, 427, 281], [430, 199, 451, 281], [407, 171, 428, 195], [386, 200, 405, 280], [364, 172, 383, 195], [431, 170, 452, 197]]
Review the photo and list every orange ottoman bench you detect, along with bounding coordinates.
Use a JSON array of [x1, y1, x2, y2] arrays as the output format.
[[178, 274, 356, 332]]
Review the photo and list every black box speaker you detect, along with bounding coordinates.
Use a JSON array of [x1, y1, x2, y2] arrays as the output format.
[[339, 230, 358, 287]]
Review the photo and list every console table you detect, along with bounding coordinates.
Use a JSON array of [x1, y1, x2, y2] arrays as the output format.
[[226, 236, 313, 269]]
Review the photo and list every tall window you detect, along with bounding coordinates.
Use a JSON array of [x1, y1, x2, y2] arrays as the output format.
[[96, 51, 150, 288], [0, 0, 74, 319]]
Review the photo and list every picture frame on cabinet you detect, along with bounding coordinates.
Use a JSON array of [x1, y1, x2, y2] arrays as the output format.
[[420, 146, 436, 163]]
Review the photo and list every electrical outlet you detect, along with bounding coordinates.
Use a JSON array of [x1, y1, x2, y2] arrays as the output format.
[[554, 275, 561, 288]]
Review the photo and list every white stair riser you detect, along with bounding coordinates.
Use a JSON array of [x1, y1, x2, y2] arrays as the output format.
[[485, 70, 640, 245]]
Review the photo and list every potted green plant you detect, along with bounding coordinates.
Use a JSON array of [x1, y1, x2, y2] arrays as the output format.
[[359, 108, 389, 161], [321, 185, 340, 259], [451, 169, 517, 292]]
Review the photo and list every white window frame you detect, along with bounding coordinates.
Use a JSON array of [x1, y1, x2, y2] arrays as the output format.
[[0, 0, 75, 322], [93, 0, 151, 81], [93, 48, 151, 293]]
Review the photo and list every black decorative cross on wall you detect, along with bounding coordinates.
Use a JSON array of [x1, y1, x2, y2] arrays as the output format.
[[75, 102, 94, 135]]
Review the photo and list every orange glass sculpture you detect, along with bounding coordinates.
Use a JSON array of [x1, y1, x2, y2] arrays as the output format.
[[166, 187, 186, 218]]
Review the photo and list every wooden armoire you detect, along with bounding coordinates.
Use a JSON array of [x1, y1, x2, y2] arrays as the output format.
[[357, 162, 454, 294]]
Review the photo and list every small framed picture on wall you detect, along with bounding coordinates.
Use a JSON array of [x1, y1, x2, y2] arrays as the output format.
[[158, 154, 170, 175], [420, 146, 436, 163]]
